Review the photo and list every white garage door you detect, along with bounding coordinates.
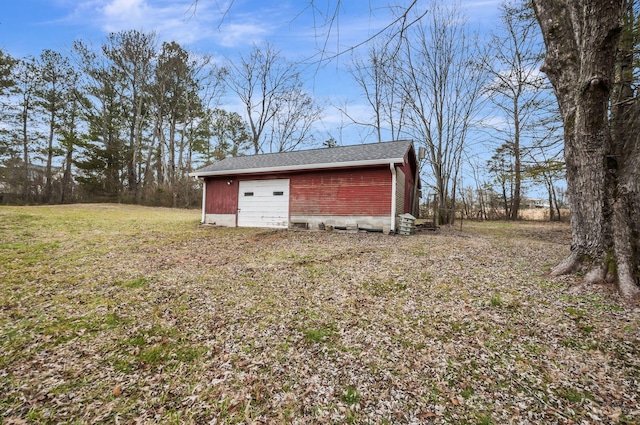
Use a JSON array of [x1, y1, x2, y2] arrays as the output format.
[[237, 179, 290, 228]]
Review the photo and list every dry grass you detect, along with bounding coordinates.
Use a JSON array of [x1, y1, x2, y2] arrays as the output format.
[[1, 204, 638, 424]]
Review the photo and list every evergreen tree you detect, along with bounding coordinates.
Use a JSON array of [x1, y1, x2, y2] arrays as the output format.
[[34, 49, 77, 202]]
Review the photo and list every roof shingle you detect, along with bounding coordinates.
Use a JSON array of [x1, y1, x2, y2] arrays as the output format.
[[190, 140, 414, 177]]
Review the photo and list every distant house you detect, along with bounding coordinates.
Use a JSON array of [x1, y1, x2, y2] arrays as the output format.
[[522, 197, 551, 209], [0, 161, 64, 204], [189, 140, 421, 233]]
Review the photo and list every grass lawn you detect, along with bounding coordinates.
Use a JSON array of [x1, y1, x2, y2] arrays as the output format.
[[1, 204, 638, 424]]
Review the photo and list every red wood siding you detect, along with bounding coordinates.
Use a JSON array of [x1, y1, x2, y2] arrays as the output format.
[[205, 177, 238, 214], [204, 166, 395, 217], [399, 162, 414, 214], [290, 167, 391, 216]]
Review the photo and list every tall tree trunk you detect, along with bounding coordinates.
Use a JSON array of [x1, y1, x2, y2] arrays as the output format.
[[500, 180, 509, 218], [45, 108, 55, 204], [533, 0, 640, 297], [553, 186, 561, 221], [128, 87, 143, 202], [21, 105, 30, 203], [477, 189, 486, 221], [60, 147, 73, 204], [510, 126, 521, 220], [143, 119, 159, 196], [546, 177, 555, 221], [169, 116, 177, 207], [610, 136, 640, 297], [535, 0, 612, 281], [609, 2, 640, 297]]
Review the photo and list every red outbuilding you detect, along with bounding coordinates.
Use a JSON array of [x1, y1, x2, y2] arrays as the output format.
[[189, 140, 421, 233]]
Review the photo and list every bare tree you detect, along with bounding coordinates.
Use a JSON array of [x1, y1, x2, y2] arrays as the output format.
[[533, 0, 640, 297], [483, 1, 557, 219], [522, 109, 565, 221], [225, 44, 320, 154], [346, 36, 407, 142], [266, 87, 323, 152], [398, 0, 489, 225]]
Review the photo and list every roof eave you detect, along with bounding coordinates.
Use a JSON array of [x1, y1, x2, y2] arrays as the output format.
[[189, 158, 406, 178]]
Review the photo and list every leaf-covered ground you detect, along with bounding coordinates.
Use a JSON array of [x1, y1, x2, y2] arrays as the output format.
[[1, 204, 638, 424]]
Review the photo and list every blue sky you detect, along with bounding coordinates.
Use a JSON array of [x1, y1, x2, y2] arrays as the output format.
[[0, 0, 503, 144], [1, 0, 435, 67], [3, 1, 561, 199], [0, 1, 500, 57]]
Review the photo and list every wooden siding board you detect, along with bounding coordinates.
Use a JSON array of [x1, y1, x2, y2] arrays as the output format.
[[205, 177, 238, 214], [290, 167, 391, 216], [396, 168, 405, 216], [205, 166, 394, 218], [399, 161, 416, 215]]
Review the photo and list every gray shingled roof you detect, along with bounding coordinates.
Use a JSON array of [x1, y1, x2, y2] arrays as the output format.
[[190, 140, 415, 177]]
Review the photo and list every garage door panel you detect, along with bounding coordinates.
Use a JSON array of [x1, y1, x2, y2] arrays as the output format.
[[238, 179, 290, 228]]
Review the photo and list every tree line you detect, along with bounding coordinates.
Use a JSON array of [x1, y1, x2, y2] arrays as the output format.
[[0, 33, 320, 207], [0, 1, 565, 219], [345, 0, 565, 224]]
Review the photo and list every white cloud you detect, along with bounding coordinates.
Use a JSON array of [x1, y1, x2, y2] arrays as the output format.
[[102, 0, 147, 21], [99, 0, 153, 32], [480, 115, 511, 132], [217, 23, 269, 48], [61, 0, 286, 52], [487, 66, 548, 96], [63, 0, 218, 46]]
